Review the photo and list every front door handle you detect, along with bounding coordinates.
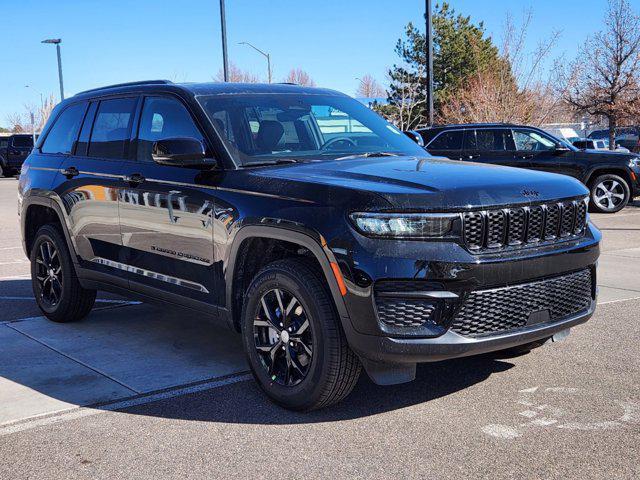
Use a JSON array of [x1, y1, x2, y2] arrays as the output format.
[[61, 166, 79, 178], [467, 154, 480, 160], [124, 173, 145, 185], [519, 154, 534, 159]]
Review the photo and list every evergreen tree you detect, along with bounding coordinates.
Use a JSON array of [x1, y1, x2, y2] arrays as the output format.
[[386, 2, 506, 128]]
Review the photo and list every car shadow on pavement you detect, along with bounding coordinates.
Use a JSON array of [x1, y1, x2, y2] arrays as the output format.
[[0, 276, 515, 424], [116, 355, 515, 424]]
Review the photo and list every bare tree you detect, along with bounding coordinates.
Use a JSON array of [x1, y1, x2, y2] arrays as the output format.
[[356, 74, 385, 98], [562, 0, 640, 148], [378, 67, 426, 130], [215, 62, 261, 83], [439, 10, 567, 126], [283, 69, 316, 87], [6, 94, 56, 133]]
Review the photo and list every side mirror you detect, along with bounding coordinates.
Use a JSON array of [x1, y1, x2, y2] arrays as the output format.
[[152, 137, 216, 168], [555, 144, 571, 153], [403, 130, 425, 147]]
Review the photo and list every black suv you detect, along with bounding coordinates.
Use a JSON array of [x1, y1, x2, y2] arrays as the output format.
[[418, 123, 640, 213], [1, 133, 34, 177], [19, 81, 600, 410]]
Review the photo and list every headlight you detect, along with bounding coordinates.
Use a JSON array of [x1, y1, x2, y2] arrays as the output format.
[[349, 212, 458, 238], [629, 157, 640, 167]]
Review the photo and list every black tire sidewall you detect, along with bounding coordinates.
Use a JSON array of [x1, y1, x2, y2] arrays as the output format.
[[30, 225, 76, 318], [241, 262, 337, 410], [590, 174, 629, 213]]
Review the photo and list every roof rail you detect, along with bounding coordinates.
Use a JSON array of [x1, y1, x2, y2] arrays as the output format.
[[76, 80, 173, 96]]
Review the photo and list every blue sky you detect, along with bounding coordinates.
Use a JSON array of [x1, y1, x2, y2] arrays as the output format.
[[2, 0, 611, 127]]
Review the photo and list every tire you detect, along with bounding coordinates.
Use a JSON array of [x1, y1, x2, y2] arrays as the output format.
[[241, 258, 361, 411], [30, 224, 96, 322], [0, 162, 4, 178], [589, 174, 630, 213]]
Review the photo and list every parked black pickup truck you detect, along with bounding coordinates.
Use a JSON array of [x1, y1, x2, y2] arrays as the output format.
[[19, 82, 600, 410], [0, 134, 34, 177], [418, 123, 640, 213]]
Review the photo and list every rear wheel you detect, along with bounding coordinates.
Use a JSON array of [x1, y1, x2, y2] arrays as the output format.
[[30, 225, 96, 322], [241, 258, 361, 411], [0, 162, 4, 177], [589, 174, 629, 213]]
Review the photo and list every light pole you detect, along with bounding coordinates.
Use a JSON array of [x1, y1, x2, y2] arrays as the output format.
[[219, 0, 229, 81], [41, 38, 64, 100], [425, 0, 434, 126], [239, 41, 271, 83]]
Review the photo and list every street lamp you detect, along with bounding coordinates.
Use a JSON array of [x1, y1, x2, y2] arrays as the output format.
[[41, 38, 64, 100], [219, 0, 229, 81], [239, 41, 272, 83], [425, 0, 434, 126]]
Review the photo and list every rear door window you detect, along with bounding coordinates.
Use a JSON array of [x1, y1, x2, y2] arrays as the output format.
[[88, 98, 137, 159], [475, 129, 515, 151], [428, 130, 463, 150], [41, 102, 87, 155]]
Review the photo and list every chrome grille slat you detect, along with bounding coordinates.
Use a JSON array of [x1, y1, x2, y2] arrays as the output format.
[[463, 199, 586, 253]]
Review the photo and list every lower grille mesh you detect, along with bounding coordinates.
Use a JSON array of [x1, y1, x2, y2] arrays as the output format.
[[375, 298, 436, 328], [450, 269, 593, 337]]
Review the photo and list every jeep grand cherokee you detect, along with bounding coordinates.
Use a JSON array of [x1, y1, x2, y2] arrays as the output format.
[[19, 81, 601, 410]]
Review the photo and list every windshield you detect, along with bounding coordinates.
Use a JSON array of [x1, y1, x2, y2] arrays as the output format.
[[196, 93, 426, 166]]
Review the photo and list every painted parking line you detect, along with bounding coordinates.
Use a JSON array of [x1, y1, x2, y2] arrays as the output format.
[[0, 372, 252, 437]]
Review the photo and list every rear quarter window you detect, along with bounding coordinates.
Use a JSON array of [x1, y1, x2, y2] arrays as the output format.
[[41, 102, 87, 155]]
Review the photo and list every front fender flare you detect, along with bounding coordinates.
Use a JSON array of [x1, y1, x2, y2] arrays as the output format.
[[225, 225, 350, 330]]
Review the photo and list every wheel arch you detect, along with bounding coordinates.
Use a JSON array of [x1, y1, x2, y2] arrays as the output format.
[[22, 194, 78, 263], [225, 225, 349, 332], [584, 167, 632, 190]]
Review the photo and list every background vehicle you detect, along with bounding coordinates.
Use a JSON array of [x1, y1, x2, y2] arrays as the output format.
[[572, 138, 630, 152], [589, 127, 640, 153], [0, 133, 34, 177], [20, 82, 600, 411], [418, 123, 640, 213]]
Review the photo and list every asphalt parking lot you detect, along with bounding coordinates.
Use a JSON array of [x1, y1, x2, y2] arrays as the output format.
[[0, 175, 639, 479]]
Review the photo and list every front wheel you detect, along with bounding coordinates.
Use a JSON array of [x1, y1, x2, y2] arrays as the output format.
[[589, 174, 630, 213], [241, 258, 361, 411]]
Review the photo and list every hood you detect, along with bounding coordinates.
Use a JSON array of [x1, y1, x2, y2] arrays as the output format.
[[255, 156, 589, 210]]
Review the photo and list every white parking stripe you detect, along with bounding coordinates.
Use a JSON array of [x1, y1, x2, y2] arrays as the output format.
[[0, 372, 252, 437]]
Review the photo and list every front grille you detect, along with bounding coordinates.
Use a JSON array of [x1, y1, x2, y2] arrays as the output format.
[[463, 199, 587, 252], [450, 269, 593, 337], [375, 298, 437, 328]]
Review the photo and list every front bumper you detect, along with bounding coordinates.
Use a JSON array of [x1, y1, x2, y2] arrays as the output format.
[[345, 299, 595, 365]]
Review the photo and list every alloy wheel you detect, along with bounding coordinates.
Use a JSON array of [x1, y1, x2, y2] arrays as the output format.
[[253, 288, 313, 387], [594, 179, 625, 211], [35, 240, 63, 307]]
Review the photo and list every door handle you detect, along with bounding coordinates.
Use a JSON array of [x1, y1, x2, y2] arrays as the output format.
[[124, 173, 145, 185], [467, 154, 480, 160], [519, 154, 534, 159], [61, 166, 79, 178]]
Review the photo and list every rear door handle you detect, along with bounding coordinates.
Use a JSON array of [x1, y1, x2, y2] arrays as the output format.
[[467, 154, 480, 160], [124, 173, 145, 185], [519, 154, 534, 159], [61, 166, 79, 178]]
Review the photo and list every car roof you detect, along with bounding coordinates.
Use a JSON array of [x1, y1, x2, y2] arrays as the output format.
[[70, 80, 345, 102], [417, 123, 529, 131]]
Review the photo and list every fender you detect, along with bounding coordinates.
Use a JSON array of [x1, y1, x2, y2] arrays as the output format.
[[225, 225, 351, 330], [583, 165, 632, 186], [20, 191, 80, 265]]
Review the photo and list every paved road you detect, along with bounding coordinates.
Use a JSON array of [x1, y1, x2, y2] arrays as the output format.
[[0, 177, 638, 479]]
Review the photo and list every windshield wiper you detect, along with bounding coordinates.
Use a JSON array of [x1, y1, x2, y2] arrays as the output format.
[[336, 151, 400, 160], [242, 159, 299, 168]]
